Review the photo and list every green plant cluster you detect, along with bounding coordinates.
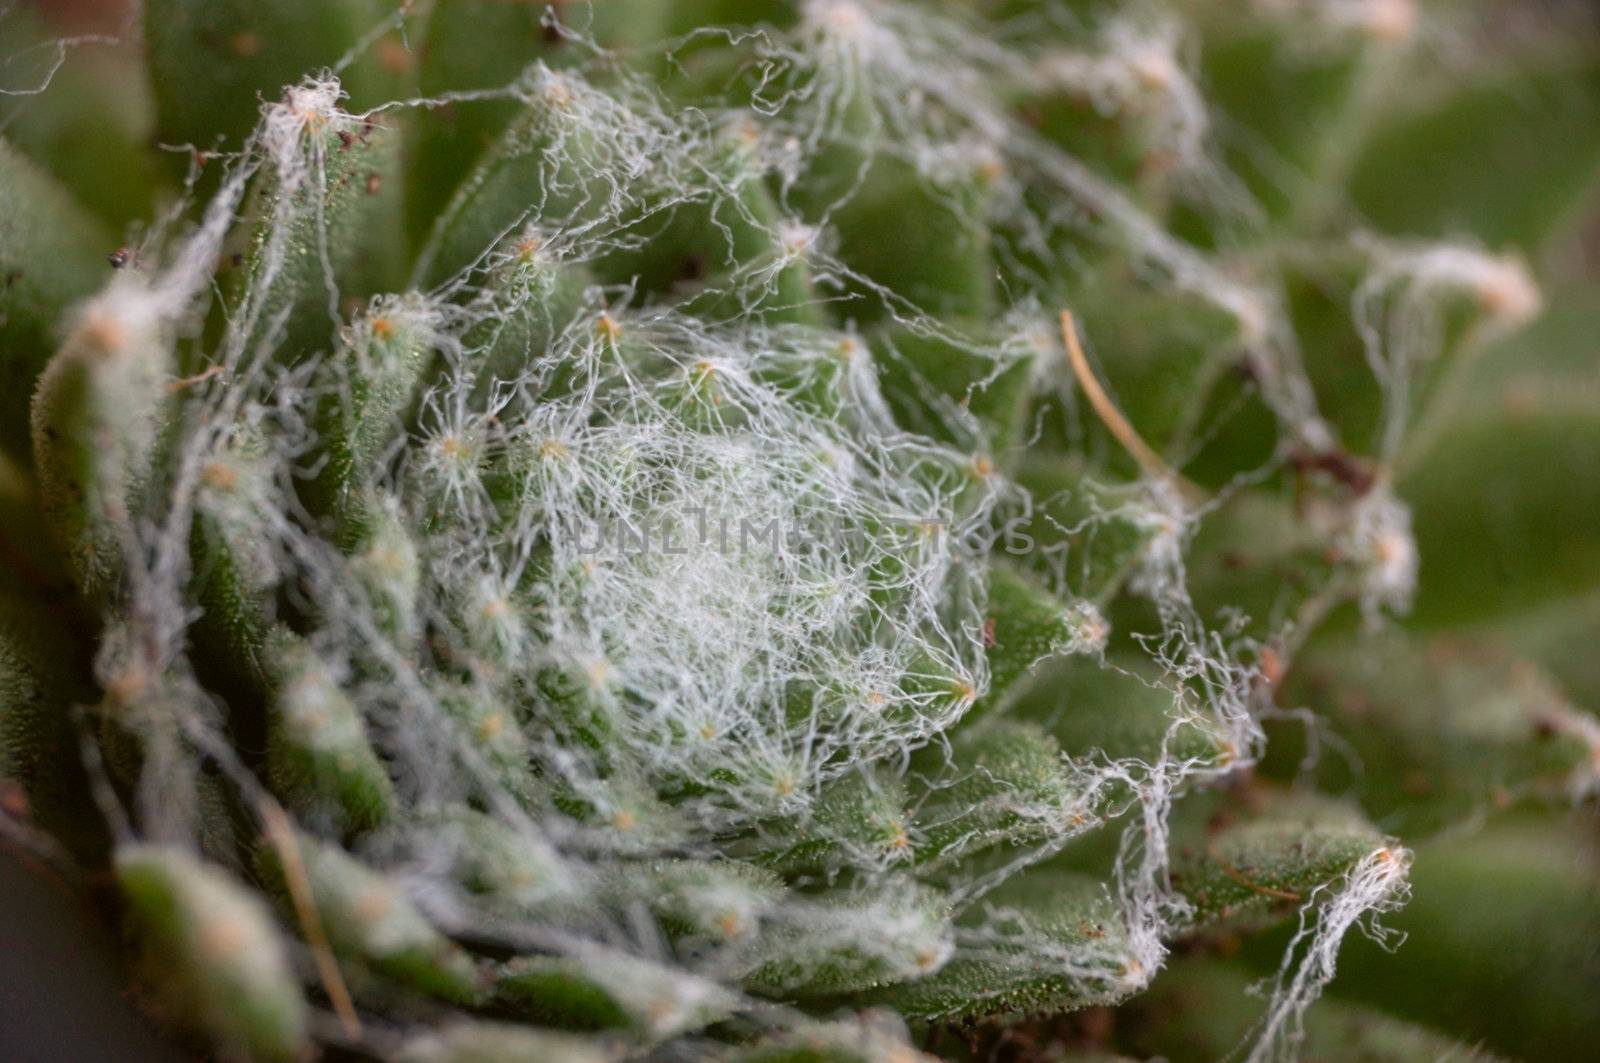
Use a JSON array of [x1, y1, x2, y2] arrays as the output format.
[[1, 1, 1598, 1061]]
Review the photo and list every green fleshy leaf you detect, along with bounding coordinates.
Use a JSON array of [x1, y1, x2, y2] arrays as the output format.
[[874, 871, 1130, 1022], [1479, 590, 1600, 710], [226, 86, 405, 365], [1008, 455, 1157, 604], [910, 721, 1081, 867], [724, 1019, 931, 1063], [0, 586, 100, 852], [1008, 652, 1230, 767], [1168, 792, 1392, 932], [405, 0, 668, 243], [752, 768, 912, 877], [264, 631, 394, 834], [300, 293, 436, 538], [418, 808, 590, 922], [433, 678, 536, 803], [1282, 240, 1530, 460], [495, 952, 735, 1040], [493, 957, 636, 1033], [828, 156, 999, 325], [343, 493, 423, 653], [1280, 636, 1597, 837], [262, 834, 485, 1004], [118, 845, 310, 1063], [868, 322, 1036, 458], [413, 67, 621, 289], [1311, 814, 1600, 1059], [1399, 402, 1600, 626], [589, 132, 821, 326], [1346, 44, 1600, 250], [0, 137, 112, 459], [189, 430, 280, 690], [973, 565, 1106, 715], [1068, 281, 1245, 469], [1182, 487, 1343, 639], [457, 226, 596, 409], [29, 280, 172, 603], [1193, 8, 1399, 230], [744, 880, 954, 998], [617, 858, 784, 944]]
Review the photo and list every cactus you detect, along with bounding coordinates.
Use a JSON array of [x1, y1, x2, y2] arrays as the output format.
[[1, 1, 1598, 1060]]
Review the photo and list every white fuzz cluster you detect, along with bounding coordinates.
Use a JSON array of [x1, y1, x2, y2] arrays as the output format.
[[1342, 483, 1419, 624], [1034, 19, 1209, 169], [1354, 240, 1541, 460]]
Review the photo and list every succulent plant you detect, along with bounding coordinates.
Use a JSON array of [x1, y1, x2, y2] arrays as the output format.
[[2, 0, 1598, 1060]]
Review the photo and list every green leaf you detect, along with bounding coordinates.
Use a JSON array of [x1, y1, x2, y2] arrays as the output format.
[[457, 227, 596, 410], [826, 155, 999, 325], [412, 67, 616, 289], [226, 85, 405, 365], [118, 845, 310, 1062], [724, 1020, 932, 1063], [413, 807, 588, 920], [975, 566, 1106, 715], [874, 870, 1131, 1022], [1279, 241, 1508, 460], [189, 430, 280, 690], [744, 880, 954, 998], [1314, 814, 1600, 1059], [1279, 636, 1597, 836], [435, 677, 543, 802], [1008, 455, 1156, 604], [263, 834, 484, 1004], [1007, 653, 1231, 767], [495, 952, 735, 1040], [264, 631, 394, 834], [909, 722, 1081, 867], [1399, 402, 1600, 626], [299, 293, 436, 539], [616, 858, 783, 944], [1182, 487, 1343, 640], [493, 957, 634, 1032], [1067, 281, 1245, 469], [30, 279, 172, 603], [1346, 45, 1600, 251], [587, 133, 821, 326], [1478, 590, 1600, 709], [867, 322, 1036, 458], [344, 493, 423, 653], [0, 137, 112, 459], [0, 586, 100, 853], [1193, 8, 1399, 230], [406, 0, 669, 243], [751, 768, 912, 877], [1168, 792, 1393, 932]]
